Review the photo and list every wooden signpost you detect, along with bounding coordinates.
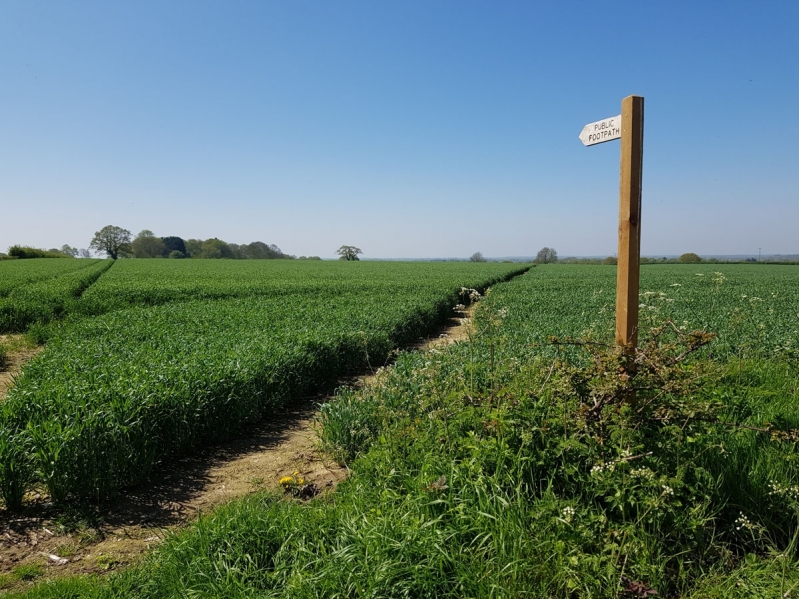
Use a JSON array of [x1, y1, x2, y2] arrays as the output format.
[[579, 95, 645, 355]]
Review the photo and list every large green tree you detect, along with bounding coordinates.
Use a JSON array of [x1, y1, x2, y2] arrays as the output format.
[[90, 225, 132, 260], [199, 238, 234, 259], [336, 245, 362, 261], [132, 230, 166, 258], [534, 247, 558, 264], [161, 236, 187, 257]]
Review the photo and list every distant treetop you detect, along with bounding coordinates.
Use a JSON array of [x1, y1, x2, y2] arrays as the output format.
[[89, 225, 132, 260], [677, 252, 702, 263], [336, 246, 362, 261], [534, 247, 558, 264]]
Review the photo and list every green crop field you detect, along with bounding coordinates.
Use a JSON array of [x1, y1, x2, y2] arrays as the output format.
[[491, 263, 799, 359], [0, 258, 103, 297], [0, 260, 113, 333], [4, 262, 799, 598], [0, 260, 527, 505], [74, 259, 523, 315]]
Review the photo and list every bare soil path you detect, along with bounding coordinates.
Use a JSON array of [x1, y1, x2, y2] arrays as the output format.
[[0, 304, 477, 588], [0, 335, 42, 398]]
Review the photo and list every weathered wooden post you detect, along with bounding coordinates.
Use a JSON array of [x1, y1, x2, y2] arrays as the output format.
[[579, 95, 645, 399], [615, 95, 644, 350]]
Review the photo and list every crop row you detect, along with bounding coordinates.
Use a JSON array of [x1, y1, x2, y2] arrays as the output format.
[[0, 260, 114, 333], [0, 258, 102, 297], [0, 263, 527, 505]]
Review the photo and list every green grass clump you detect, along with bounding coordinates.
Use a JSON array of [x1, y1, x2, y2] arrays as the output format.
[[10, 564, 44, 582]]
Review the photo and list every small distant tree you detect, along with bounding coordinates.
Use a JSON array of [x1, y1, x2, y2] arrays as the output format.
[[534, 247, 558, 264], [79, 248, 93, 258], [469, 252, 486, 262], [60, 244, 79, 257], [89, 225, 132, 259], [677, 252, 702, 263], [132, 230, 166, 258], [601, 256, 617, 265], [336, 246, 362, 261]]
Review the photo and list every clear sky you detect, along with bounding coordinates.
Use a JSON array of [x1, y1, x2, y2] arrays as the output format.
[[2, 1, 797, 259]]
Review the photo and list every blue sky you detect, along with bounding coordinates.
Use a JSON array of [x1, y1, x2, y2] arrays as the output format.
[[2, 1, 797, 259]]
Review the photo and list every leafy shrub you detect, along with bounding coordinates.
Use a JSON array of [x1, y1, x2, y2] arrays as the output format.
[[8, 246, 71, 259], [678, 252, 702, 263]]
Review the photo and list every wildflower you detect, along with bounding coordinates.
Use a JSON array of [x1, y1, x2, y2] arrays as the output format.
[[670, 283, 682, 287], [280, 471, 305, 488], [661, 485, 674, 496], [630, 468, 654, 480], [734, 512, 753, 531], [561, 506, 576, 523], [591, 462, 615, 476], [768, 481, 799, 501]]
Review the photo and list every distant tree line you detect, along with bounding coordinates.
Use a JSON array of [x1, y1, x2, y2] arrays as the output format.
[[3, 244, 92, 259], [86, 225, 318, 260]]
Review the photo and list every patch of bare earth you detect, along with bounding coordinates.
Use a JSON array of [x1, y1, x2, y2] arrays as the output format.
[[0, 303, 479, 587], [0, 335, 43, 399], [0, 402, 346, 584]]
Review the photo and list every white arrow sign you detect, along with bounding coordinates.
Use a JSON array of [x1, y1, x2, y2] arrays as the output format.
[[579, 114, 622, 146]]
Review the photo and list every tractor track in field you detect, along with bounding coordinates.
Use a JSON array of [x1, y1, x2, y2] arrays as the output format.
[[0, 335, 43, 398], [0, 303, 478, 588]]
